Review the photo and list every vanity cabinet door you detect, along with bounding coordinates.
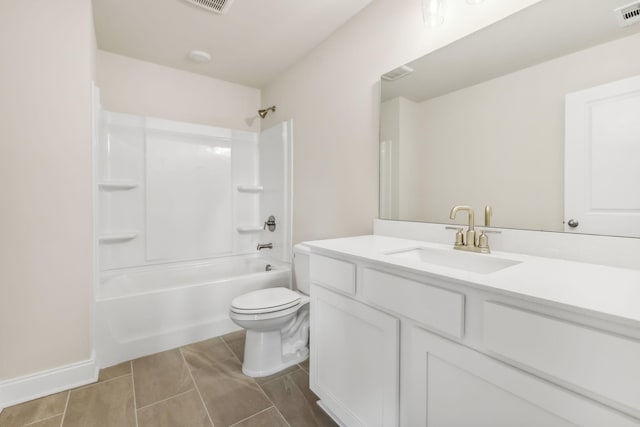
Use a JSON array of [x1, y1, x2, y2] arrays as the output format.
[[407, 327, 637, 427], [310, 284, 399, 427]]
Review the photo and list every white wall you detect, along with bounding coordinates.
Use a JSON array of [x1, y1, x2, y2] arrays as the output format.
[[0, 0, 95, 381], [261, 0, 542, 244], [97, 50, 261, 132], [387, 31, 640, 231]]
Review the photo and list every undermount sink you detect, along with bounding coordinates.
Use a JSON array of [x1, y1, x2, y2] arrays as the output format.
[[385, 246, 521, 274]]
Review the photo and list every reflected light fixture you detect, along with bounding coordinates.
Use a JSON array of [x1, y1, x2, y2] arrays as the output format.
[[423, 0, 444, 27], [466, 0, 484, 4]]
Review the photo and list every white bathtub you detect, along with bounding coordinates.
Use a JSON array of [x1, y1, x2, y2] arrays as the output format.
[[95, 255, 290, 367]]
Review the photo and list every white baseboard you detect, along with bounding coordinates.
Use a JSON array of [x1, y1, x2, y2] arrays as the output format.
[[0, 357, 98, 410]]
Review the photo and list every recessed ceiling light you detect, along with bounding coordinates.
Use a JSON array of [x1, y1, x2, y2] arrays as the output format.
[[188, 50, 212, 63], [466, 0, 484, 4]]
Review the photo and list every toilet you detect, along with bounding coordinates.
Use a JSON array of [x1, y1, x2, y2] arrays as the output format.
[[229, 244, 311, 377]]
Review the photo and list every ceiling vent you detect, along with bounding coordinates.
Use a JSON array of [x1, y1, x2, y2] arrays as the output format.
[[614, 1, 640, 27], [183, 0, 235, 15], [381, 65, 414, 82]]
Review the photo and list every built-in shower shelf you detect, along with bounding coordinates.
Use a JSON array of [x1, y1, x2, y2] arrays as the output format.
[[98, 180, 139, 191], [99, 232, 139, 243], [236, 225, 263, 233], [237, 185, 263, 193]]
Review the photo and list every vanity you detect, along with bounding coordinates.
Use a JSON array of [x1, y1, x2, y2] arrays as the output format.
[[305, 234, 640, 427]]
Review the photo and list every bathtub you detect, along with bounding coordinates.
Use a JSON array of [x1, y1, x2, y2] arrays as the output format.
[[95, 255, 290, 367]]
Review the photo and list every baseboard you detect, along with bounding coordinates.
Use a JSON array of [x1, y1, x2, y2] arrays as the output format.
[[317, 400, 347, 427], [0, 357, 98, 410]]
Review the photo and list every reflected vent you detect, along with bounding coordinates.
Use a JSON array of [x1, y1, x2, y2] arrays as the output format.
[[381, 65, 414, 81], [183, 0, 235, 14], [614, 1, 640, 27]]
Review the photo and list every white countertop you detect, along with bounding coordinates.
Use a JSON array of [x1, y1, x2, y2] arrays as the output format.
[[304, 235, 640, 326]]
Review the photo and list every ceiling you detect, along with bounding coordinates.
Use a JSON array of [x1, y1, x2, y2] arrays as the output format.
[[382, 0, 640, 102], [93, 0, 373, 88]]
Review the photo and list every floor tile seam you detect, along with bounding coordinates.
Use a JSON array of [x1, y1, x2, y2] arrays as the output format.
[[135, 388, 197, 411], [257, 367, 301, 388], [255, 380, 292, 427], [19, 412, 64, 427], [178, 348, 214, 427], [72, 372, 132, 391], [57, 389, 70, 427], [130, 361, 139, 427], [220, 337, 242, 364], [259, 369, 323, 427], [181, 346, 237, 367], [95, 371, 132, 384], [226, 405, 276, 427]]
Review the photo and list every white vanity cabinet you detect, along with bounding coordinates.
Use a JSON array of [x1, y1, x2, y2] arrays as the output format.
[[310, 255, 400, 427], [408, 326, 637, 427], [307, 242, 640, 427]]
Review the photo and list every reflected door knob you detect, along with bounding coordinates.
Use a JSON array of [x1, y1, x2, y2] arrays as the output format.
[[567, 219, 579, 228]]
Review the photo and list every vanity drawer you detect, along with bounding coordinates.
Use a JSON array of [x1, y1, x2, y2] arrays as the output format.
[[483, 302, 640, 414], [361, 268, 464, 338], [310, 254, 356, 295]]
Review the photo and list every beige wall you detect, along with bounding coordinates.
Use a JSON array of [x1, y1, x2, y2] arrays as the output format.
[[0, 0, 95, 380], [97, 50, 261, 131], [391, 32, 640, 231], [261, 0, 541, 244]]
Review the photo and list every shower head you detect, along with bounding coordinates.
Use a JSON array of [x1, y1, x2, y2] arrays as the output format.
[[258, 105, 276, 118]]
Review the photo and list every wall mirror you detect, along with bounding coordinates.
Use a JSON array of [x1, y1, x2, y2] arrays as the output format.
[[379, 0, 640, 238]]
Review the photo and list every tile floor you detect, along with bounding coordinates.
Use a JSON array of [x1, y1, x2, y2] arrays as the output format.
[[0, 331, 337, 427]]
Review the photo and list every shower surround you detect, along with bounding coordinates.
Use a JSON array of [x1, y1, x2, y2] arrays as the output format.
[[94, 111, 292, 367]]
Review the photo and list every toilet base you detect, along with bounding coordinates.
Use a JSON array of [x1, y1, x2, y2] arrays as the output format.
[[241, 325, 309, 378], [242, 346, 309, 377], [242, 330, 309, 377]]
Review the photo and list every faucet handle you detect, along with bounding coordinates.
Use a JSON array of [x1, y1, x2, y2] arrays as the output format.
[[454, 228, 464, 246], [484, 205, 492, 227], [476, 232, 490, 253]]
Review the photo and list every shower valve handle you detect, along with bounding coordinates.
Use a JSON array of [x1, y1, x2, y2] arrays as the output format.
[[263, 215, 276, 232]]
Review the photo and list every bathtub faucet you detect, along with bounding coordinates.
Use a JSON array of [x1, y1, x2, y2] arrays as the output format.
[[257, 243, 273, 251]]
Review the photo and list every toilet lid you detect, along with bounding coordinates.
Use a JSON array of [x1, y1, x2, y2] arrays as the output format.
[[231, 287, 301, 314]]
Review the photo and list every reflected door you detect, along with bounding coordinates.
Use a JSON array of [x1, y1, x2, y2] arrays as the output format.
[[565, 75, 640, 237]]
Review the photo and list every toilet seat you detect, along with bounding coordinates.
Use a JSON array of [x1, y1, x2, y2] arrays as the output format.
[[231, 287, 301, 315]]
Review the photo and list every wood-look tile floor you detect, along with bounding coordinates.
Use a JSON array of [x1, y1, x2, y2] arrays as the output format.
[[0, 331, 336, 427]]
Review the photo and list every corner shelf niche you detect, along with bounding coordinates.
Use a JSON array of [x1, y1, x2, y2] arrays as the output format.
[[237, 185, 263, 193], [98, 232, 139, 243], [98, 180, 139, 191]]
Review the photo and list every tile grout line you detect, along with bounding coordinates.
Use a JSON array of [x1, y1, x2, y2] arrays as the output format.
[[221, 333, 292, 427], [226, 405, 276, 427], [254, 374, 292, 427], [72, 372, 133, 391], [220, 336, 241, 363], [258, 367, 302, 388], [20, 412, 65, 427], [58, 390, 70, 427], [135, 388, 196, 411], [130, 361, 139, 427], [179, 347, 215, 427]]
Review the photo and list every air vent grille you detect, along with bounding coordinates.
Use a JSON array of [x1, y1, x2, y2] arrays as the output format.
[[614, 1, 640, 27], [381, 65, 414, 82], [183, 0, 235, 14]]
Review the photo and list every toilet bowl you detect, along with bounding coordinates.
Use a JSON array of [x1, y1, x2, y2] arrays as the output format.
[[229, 244, 311, 377]]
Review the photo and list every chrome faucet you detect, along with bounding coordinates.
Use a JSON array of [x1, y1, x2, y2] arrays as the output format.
[[449, 205, 490, 254], [257, 243, 273, 251]]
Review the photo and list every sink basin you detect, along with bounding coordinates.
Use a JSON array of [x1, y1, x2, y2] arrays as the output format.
[[385, 246, 521, 274]]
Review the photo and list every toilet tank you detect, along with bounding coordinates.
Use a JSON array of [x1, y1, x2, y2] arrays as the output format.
[[293, 244, 311, 295]]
